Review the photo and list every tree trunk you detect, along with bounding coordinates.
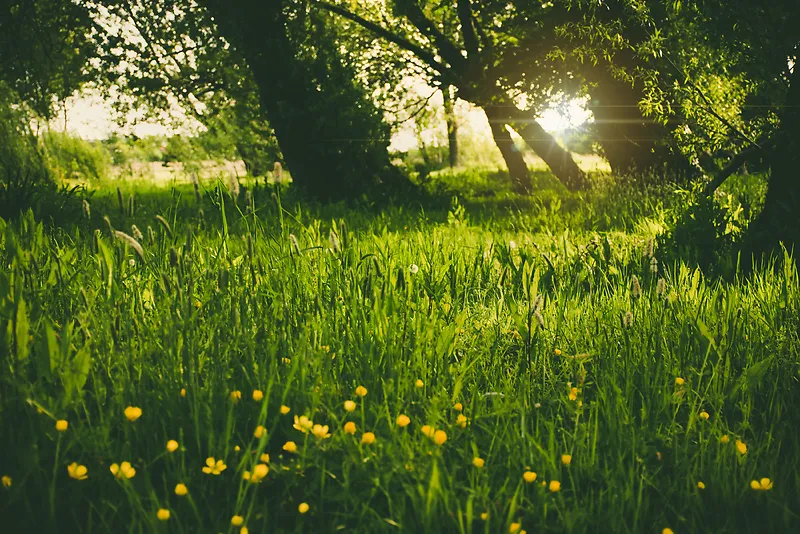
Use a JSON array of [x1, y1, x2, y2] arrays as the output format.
[[510, 119, 588, 191], [746, 65, 800, 259], [442, 85, 459, 167], [585, 63, 693, 179], [484, 106, 531, 194], [201, 0, 406, 201]]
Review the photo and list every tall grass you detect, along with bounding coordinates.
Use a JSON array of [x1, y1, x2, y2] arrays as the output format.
[[0, 175, 798, 533]]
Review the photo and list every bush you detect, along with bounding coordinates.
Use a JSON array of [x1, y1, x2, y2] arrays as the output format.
[[42, 130, 111, 181]]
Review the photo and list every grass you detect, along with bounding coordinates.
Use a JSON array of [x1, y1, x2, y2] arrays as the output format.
[[0, 170, 798, 534]]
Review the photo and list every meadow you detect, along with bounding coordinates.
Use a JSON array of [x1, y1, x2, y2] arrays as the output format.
[[1, 170, 799, 534]]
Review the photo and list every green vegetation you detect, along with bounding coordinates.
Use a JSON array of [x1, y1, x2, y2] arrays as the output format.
[[2, 172, 798, 533]]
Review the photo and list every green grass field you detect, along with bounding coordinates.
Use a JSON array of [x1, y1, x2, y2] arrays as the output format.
[[1, 171, 799, 533]]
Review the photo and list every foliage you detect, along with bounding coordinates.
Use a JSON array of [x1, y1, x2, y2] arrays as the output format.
[[42, 131, 111, 182]]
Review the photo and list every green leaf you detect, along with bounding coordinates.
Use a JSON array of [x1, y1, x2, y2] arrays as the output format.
[[15, 297, 29, 361]]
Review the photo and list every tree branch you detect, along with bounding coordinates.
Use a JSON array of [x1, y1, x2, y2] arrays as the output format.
[[702, 136, 775, 196], [393, 0, 467, 71], [314, 1, 450, 76], [457, 0, 479, 58]]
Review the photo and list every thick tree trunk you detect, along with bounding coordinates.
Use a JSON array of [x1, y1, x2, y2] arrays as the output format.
[[484, 106, 531, 194], [746, 65, 800, 259], [202, 0, 406, 200], [511, 119, 588, 191], [442, 85, 459, 167], [585, 63, 693, 179]]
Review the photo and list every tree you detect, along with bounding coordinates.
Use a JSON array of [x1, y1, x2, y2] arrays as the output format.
[[315, 0, 589, 193]]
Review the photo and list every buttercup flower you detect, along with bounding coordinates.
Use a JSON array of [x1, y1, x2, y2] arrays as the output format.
[[311, 424, 331, 439], [523, 471, 537, 483], [433, 430, 447, 446], [396, 414, 410, 427], [260, 453, 270, 463], [344, 400, 356, 412], [480, 512, 488, 520], [157, 509, 170, 521], [554, 348, 562, 355], [750, 478, 773, 491], [568, 388, 578, 401], [344, 422, 356, 434], [252, 390, 264, 401], [248, 463, 269, 483], [355, 386, 368, 397], [56, 420, 68, 432], [453, 402, 463, 412], [124, 406, 142, 422], [180, 388, 186, 397], [110, 461, 136, 479], [166, 440, 179, 452], [234, 445, 241, 452], [456, 414, 467, 428], [283, 441, 297, 453], [421, 425, 435, 438], [561, 454, 572, 466], [361, 432, 376, 445], [699, 411, 710, 421], [67, 462, 87, 480], [231, 515, 244, 526], [675, 377, 685, 386], [230, 390, 242, 403], [241, 528, 249, 534], [298, 502, 309, 513], [202, 457, 226, 475], [1, 476, 10, 487], [294, 415, 313, 433], [697, 481, 705, 489], [254, 425, 267, 439], [549, 480, 561, 492], [415, 379, 424, 388], [720, 435, 730, 444], [510, 522, 521, 533], [280, 405, 291, 415], [175, 483, 188, 496], [663, 529, 674, 534], [473, 457, 485, 468], [736, 440, 747, 455]]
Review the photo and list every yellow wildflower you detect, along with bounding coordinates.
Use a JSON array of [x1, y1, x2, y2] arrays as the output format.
[[473, 457, 485, 468], [344, 421, 356, 434], [311, 424, 331, 439], [453, 402, 463, 412], [280, 405, 291, 415], [480, 512, 488, 520], [554, 348, 562, 355], [699, 411, 710, 421], [697, 481, 705, 489], [396, 414, 411, 427], [675, 377, 685, 386], [663, 529, 674, 534], [175, 483, 188, 496], [549, 480, 561, 492], [282, 357, 291, 364], [252, 390, 264, 401], [298, 502, 309, 514], [230, 390, 242, 403], [254, 425, 267, 439], [421, 425, 435, 438], [241, 528, 249, 534], [456, 414, 467, 428], [561, 454, 572, 466], [415, 379, 424, 388], [433, 430, 447, 446], [157, 509, 170, 521], [1, 475, 10, 487], [568, 388, 578, 401], [750, 478, 773, 491], [234, 445, 241, 452], [293, 415, 313, 433], [202, 457, 227, 475], [110, 461, 136, 479], [124, 406, 142, 422], [231, 515, 244, 526], [355, 386, 368, 397], [736, 440, 747, 455], [720, 435, 730, 443], [361, 432, 376, 445], [523, 471, 537, 483], [344, 400, 356, 412], [67, 462, 88, 480], [56, 420, 68, 432], [283, 441, 297, 453], [510, 522, 521, 533], [180, 388, 186, 397], [260, 453, 270, 463], [249, 463, 269, 483], [166, 440, 179, 452]]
